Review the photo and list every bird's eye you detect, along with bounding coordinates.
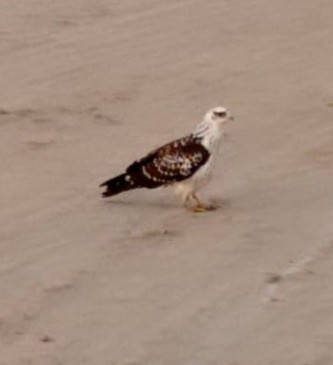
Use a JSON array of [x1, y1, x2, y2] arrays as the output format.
[[214, 111, 227, 117]]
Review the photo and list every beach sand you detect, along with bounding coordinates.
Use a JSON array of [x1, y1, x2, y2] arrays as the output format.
[[1, 1, 333, 364]]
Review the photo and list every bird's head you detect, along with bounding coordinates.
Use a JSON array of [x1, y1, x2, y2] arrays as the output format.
[[204, 106, 233, 125], [193, 106, 234, 143]]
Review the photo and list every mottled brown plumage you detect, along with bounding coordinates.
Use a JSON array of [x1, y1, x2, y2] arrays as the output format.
[[100, 135, 210, 196]]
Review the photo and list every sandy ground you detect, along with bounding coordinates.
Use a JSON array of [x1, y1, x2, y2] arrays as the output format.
[[1, 1, 333, 364]]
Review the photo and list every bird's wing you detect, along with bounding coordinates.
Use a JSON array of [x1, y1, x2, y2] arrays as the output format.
[[126, 135, 210, 187]]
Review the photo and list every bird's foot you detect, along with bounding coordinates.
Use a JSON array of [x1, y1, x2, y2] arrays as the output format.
[[190, 202, 216, 213], [185, 194, 218, 213]]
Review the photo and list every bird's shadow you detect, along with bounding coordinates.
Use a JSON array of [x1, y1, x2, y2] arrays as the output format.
[[101, 196, 176, 210], [209, 196, 232, 209], [101, 194, 232, 212]]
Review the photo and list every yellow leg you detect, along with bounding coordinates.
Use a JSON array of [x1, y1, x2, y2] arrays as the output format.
[[190, 194, 216, 213]]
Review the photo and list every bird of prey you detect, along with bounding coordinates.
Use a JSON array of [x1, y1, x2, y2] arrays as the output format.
[[100, 106, 233, 212]]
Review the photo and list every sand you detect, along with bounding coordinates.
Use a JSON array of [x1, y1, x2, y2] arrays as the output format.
[[1, 1, 333, 364]]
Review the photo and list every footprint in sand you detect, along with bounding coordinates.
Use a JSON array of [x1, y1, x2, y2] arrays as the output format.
[[92, 111, 121, 126], [303, 144, 333, 168], [0, 108, 11, 116], [129, 225, 178, 242], [26, 139, 56, 150]]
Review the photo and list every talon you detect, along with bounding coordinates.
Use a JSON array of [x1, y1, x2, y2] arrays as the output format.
[[188, 193, 216, 212], [190, 203, 209, 213]]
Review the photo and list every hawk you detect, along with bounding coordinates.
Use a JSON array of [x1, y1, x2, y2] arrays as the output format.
[[100, 106, 233, 212]]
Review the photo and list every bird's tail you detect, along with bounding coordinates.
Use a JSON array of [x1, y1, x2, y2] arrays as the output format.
[[100, 173, 137, 198]]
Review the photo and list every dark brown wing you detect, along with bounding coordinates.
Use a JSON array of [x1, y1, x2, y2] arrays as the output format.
[[126, 135, 210, 189]]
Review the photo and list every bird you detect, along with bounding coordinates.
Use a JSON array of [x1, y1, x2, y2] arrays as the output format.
[[100, 106, 233, 212]]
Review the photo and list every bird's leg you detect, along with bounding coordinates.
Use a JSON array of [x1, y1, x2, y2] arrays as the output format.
[[182, 194, 193, 209], [190, 193, 216, 213]]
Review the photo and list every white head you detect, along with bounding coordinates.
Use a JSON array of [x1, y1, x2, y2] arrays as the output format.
[[193, 106, 233, 152], [204, 106, 233, 125]]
